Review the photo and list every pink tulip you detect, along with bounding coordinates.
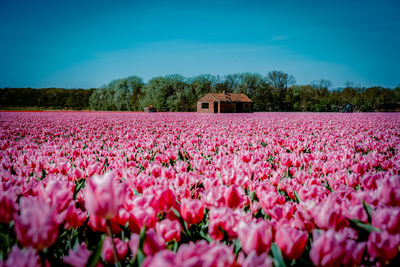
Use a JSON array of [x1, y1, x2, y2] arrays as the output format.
[[342, 239, 366, 267], [372, 207, 400, 234], [156, 219, 182, 242], [238, 251, 273, 267], [310, 229, 344, 267], [237, 220, 273, 255], [174, 240, 236, 266], [142, 250, 176, 267], [40, 179, 73, 213], [224, 185, 244, 209], [180, 198, 204, 225], [64, 242, 92, 267], [258, 191, 285, 212], [377, 175, 400, 206], [14, 196, 59, 250], [367, 230, 399, 263], [0, 186, 18, 223], [208, 207, 239, 240], [156, 187, 176, 212], [102, 237, 128, 264], [275, 227, 308, 259], [311, 198, 347, 230], [84, 172, 126, 220], [63, 201, 88, 229], [143, 229, 166, 256], [3, 245, 41, 267], [129, 233, 140, 259]]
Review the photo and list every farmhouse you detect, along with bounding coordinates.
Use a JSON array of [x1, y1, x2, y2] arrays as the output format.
[[197, 92, 253, 113]]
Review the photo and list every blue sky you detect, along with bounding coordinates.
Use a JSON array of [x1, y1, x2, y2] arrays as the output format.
[[0, 0, 399, 88]]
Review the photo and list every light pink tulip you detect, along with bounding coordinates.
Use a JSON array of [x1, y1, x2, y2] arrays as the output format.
[[14, 196, 59, 250], [237, 220, 273, 255], [84, 172, 126, 219], [275, 227, 308, 259], [63, 242, 92, 267]]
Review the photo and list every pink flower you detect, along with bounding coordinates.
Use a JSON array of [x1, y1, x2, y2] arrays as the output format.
[[224, 186, 243, 209], [102, 237, 128, 264], [372, 207, 400, 234], [14, 196, 59, 250], [310, 230, 344, 267], [275, 227, 308, 259], [180, 198, 204, 225], [237, 220, 273, 255], [143, 229, 166, 256], [238, 251, 273, 267], [309, 228, 364, 267], [63, 201, 88, 229], [0, 186, 18, 223], [208, 207, 238, 240], [377, 175, 400, 206], [129, 234, 140, 259], [311, 198, 347, 230], [40, 179, 73, 213], [142, 250, 176, 267], [174, 240, 236, 267], [258, 191, 285, 212], [345, 205, 368, 223], [294, 208, 315, 233], [156, 219, 182, 242], [367, 230, 399, 263], [281, 155, 292, 167], [156, 187, 176, 212], [84, 172, 126, 219], [342, 239, 366, 267], [3, 245, 41, 267], [63, 242, 91, 267]]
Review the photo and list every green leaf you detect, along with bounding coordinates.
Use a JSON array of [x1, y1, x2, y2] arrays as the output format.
[[139, 226, 147, 251], [173, 240, 179, 252], [73, 179, 86, 200], [261, 141, 267, 147], [132, 188, 142, 196], [349, 219, 381, 233], [362, 201, 373, 224], [271, 243, 286, 267], [294, 190, 300, 203], [324, 180, 334, 192], [172, 208, 181, 218], [199, 230, 212, 243], [136, 250, 145, 266], [87, 236, 104, 267], [250, 191, 258, 202], [0, 233, 8, 245], [233, 239, 241, 256], [178, 150, 184, 161]]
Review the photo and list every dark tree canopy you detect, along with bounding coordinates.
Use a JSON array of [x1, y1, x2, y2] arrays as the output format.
[[1, 73, 399, 112]]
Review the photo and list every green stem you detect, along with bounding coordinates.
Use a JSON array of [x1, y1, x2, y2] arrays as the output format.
[[106, 220, 121, 267]]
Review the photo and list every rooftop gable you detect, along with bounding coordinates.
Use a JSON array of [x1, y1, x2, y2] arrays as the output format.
[[198, 92, 253, 102]]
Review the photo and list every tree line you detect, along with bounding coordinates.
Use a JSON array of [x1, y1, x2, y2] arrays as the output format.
[[0, 88, 94, 110], [1, 72, 399, 112]]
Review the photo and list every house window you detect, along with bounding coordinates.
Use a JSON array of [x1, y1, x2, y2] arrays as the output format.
[[201, 103, 209, 109]]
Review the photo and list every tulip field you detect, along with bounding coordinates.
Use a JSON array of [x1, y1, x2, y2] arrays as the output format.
[[1, 111, 400, 267]]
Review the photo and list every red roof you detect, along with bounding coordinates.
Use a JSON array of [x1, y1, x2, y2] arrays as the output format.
[[198, 93, 253, 103]]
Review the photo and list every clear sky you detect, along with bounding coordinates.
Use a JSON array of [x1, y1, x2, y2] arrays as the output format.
[[1, 0, 399, 88]]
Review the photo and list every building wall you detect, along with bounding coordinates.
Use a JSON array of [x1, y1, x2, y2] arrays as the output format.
[[197, 99, 253, 113], [197, 101, 215, 113], [242, 103, 252, 113], [220, 102, 236, 113]]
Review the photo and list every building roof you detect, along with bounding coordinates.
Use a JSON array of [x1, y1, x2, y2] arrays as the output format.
[[198, 92, 253, 103]]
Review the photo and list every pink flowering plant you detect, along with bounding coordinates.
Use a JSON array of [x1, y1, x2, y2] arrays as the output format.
[[1, 111, 400, 266]]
